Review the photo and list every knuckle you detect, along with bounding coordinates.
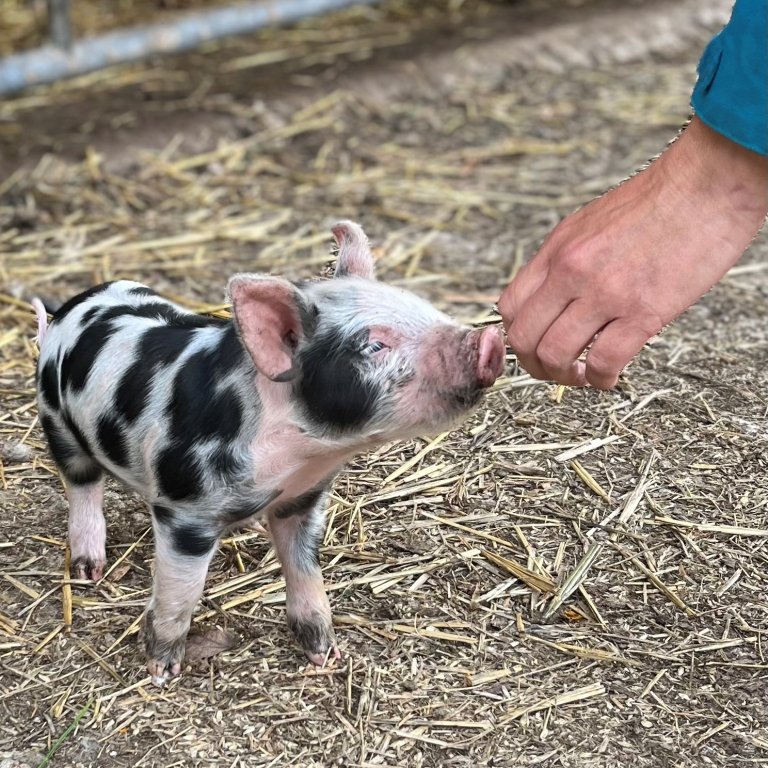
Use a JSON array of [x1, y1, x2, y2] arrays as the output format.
[[537, 343, 568, 373], [515, 358, 547, 382], [586, 352, 620, 387], [506, 325, 534, 357], [498, 284, 524, 325], [556, 244, 591, 279]]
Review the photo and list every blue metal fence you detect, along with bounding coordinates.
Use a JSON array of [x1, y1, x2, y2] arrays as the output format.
[[0, 0, 377, 95]]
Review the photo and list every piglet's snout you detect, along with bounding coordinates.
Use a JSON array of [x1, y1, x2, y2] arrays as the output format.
[[470, 326, 505, 388]]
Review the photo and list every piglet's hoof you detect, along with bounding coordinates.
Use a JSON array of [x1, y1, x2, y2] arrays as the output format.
[[306, 645, 342, 667], [147, 657, 182, 687], [288, 613, 339, 666], [71, 557, 105, 582], [142, 609, 186, 686]]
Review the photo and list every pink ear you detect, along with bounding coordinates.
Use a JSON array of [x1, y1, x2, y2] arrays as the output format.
[[228, 275, 302, 381], [331, 220, 375, 279]]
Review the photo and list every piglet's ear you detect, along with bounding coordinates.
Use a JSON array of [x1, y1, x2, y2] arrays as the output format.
[[332, 220, 375, 280], [228, 275, 305, 382]]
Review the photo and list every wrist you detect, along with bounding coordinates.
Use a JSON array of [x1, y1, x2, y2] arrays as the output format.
[[664, 116, 768, 228]]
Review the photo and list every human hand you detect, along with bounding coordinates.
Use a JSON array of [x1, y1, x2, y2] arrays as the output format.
[[498, 117, 768, 389]]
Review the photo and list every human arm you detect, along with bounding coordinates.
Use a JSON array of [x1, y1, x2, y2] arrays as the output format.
[[498, 0, 768, 389], [498, 116, 768, 389]]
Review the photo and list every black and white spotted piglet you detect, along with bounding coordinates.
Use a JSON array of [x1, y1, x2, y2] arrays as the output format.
[[34, 221, 505, 684]]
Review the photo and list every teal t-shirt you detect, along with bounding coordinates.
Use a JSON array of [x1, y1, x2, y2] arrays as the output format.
[[691, 0, 768, 156]]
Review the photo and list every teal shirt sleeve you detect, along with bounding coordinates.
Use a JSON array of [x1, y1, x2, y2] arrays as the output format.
[[691, 0, 768, 156]]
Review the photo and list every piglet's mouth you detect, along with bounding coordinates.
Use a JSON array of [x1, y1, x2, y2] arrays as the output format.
[[452, 387, 483, 411]]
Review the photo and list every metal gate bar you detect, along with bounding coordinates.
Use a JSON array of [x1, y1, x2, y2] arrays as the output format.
[[47, 0, 73, 50], [0, 0, 377, 96]]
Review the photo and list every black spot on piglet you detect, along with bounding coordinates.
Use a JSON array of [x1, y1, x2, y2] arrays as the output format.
[[156, 443, 203, 501], [152, 505, 175, 526], [271, 485, 327, 519], [80, 306, 101, 325], [297, 331, 377, 433], [38, 359, 60, 410], [167, 352, 243, 443], [51, 282, 112, 325], [97, 413, 129, 468], [114, 326, 197, 425], [40, 414, 102, 485], [129, 285, 156, 297], [61, 410, 93, 457], [172, 524, 218, 557], [60, 321, 119, 393]]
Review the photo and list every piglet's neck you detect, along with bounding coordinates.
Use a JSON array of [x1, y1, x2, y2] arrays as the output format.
[[245, 372, 354, 498]]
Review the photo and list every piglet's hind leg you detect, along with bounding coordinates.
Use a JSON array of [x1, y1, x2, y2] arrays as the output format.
[[68, 479, 107, 581], [269, 492, 339, 666]]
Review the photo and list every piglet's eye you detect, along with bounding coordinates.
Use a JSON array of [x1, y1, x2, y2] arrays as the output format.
[[362, 340, 388, 355]]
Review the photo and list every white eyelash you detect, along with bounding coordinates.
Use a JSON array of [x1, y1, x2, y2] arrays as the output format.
[[362, 341, 387, 355]]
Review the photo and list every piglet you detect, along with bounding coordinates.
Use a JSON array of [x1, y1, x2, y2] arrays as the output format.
[[34, 221, 505, 684]]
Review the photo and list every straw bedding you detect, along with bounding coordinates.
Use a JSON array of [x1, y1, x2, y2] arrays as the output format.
[[0, 1, 765, 766]]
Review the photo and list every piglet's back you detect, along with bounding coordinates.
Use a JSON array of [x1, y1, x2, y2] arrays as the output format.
[[36, 281, 251, 498]]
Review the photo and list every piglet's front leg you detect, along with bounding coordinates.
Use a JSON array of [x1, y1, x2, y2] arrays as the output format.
[[143, 509, 219, 684], [269, 490, 339, 666]]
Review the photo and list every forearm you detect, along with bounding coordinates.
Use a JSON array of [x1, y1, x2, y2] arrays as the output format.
[[663, 117, 768, 237], [499, 117, 768, 389]]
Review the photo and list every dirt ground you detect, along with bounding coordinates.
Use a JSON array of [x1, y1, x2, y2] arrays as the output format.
[[1, 1, 767, 766]]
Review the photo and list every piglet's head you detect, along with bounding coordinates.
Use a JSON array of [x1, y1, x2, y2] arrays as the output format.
[[230, 221, 505, 442], [228, 220, 370, 382]]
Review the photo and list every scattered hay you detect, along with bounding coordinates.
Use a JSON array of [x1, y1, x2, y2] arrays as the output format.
[[1, 0, 766, 766]]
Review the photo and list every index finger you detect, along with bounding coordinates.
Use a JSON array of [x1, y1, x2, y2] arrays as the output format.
[[497, 258, 547, 333]]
